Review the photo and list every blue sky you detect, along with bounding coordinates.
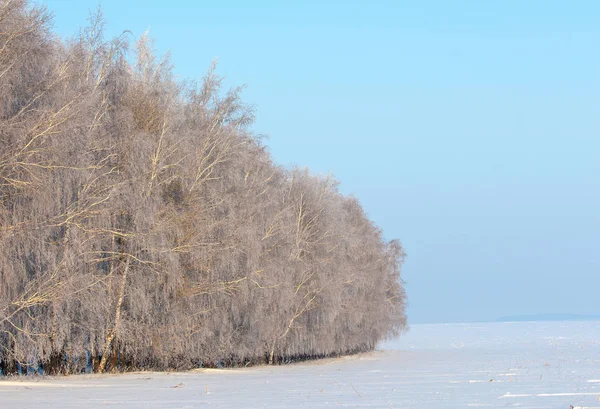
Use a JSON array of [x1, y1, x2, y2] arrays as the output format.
[[40, 0, 600, 323]]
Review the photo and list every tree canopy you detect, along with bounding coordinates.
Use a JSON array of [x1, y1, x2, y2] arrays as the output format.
[[0, 0, 406, 374]]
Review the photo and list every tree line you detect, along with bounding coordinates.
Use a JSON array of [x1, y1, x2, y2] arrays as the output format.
[[0, 0, 407, 374]]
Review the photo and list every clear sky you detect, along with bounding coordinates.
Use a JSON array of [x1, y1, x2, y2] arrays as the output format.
[[39, 0, 600, 324]]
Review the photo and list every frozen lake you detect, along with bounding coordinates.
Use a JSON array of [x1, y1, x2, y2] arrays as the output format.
[[1, 321, 599, 408]]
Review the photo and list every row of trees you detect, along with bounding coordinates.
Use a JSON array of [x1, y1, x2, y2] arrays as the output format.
[[0, 0, 407, 374]]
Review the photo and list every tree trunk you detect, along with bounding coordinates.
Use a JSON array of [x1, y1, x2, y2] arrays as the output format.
[[97, 258, 130, 373], [268, 340, 276, 365]]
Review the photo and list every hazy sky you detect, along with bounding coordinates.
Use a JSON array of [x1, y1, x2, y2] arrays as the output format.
[[40, 0, 600, 323]]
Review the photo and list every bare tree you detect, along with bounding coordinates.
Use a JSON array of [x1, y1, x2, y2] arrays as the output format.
[[0, 0, 407, 374]]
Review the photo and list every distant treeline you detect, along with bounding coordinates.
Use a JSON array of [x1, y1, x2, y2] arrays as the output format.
[[496, 314, 600, 323], [0, 0, 406, 374]]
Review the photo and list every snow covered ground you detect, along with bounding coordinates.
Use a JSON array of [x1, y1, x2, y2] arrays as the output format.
[[1, 321, 599, 408]]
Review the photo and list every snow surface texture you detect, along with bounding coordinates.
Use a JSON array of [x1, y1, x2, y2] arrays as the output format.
[[1, 321, 599, 408]]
